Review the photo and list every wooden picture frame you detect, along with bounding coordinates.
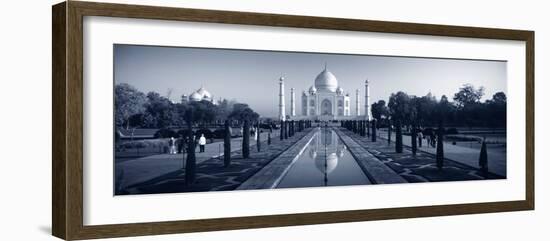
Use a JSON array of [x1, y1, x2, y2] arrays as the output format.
[[52, 1, 534, 240]]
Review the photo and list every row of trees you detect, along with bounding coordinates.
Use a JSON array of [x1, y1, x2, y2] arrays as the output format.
[[343, 118, 489, 176], [213, 119, 312, 184], [370, 84, 507, 129], [115, 83, 260, 130]]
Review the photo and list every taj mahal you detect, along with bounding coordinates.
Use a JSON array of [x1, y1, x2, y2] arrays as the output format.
[[278, 65, 372, 121]]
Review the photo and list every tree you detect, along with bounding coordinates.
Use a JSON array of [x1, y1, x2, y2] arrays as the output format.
[[436, 121, 445, 170], [388, 92, 412, 121], [256, 123, 262, 152], [492, 92, 507, 104], [371, 119, 377, 142], [453, 84, 485, 108], [479, 138, 488, 178], [215, 98, 237, 123], [115, 83, 146, 129], [415, 93, 438, 126], [144, 91, 177, 129], [223, 120, 231, 167], [280, 120, 284, 140], [486, 92, 507, 128], [436, 95, 454, 123], [229, 103, 259, 124], [242, 120, 250, 158], [371, 100, 389, 122], [395, 119, 403, 153], [411, 124, 417, 156], [389, 92, 411, 152], [188, 100, 217, 127], [184, 107, 196, 184]]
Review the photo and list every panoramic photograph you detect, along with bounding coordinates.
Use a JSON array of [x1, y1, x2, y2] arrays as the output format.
[[113, 44, 507, 195]]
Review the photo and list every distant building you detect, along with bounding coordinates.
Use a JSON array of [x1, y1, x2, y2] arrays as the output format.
[[278, 65, 370, 121], [183, 86, 215, 104], [301, 65, 352, 119]]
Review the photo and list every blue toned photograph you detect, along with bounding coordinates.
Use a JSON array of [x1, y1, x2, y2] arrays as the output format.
[[113, 44, 507, 195]]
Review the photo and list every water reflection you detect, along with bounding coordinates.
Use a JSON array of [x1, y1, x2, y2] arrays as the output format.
[[276, 128, 371, 188], [309, 129, 347, 175]]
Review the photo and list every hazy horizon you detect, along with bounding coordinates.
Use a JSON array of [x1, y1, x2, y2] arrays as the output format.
[[114, 44, 507, 118]]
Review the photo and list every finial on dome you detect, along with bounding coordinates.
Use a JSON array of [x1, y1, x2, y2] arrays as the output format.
[[324, 62, 327, 71]]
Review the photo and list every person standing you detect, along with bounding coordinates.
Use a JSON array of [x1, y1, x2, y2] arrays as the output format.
[[177, 135, 184, 154], [169, 137, 176, 154], [198, 134, 206, 153], [418, 130, 423, 148]]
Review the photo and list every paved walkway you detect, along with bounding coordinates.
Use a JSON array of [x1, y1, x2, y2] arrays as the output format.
[[115, 131, 276, 191], [375, 129, 506, 177], [339, 128, 500, 182], [116, 130, 317, 194], [334, 128, 407, 184]]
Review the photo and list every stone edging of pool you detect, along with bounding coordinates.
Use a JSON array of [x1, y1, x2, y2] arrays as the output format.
[[236, 128, 319, 190], [333, 128, 407, 184]]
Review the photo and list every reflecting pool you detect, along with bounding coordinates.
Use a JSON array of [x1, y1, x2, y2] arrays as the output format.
[[276, 127, 372, 188]]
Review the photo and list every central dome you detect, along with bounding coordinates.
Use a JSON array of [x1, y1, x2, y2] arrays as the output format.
[[314, 69, 338, 92]]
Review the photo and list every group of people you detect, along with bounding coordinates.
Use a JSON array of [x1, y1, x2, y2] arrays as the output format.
[[167, 134, 207, 155], [415, 128, 437, 148]]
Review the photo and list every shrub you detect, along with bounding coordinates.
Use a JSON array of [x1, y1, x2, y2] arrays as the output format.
[[213, 129, 226, 139], [177, 129, 193, 138], [154, 128, 177, 138], [195, 129, 213, 139], [445, 128, 459, 135]]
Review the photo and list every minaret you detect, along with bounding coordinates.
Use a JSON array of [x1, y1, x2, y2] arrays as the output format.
[[290, 87, 296, 117], [278, 77, 286, 121], [355, 89, 360, 116], [365, 79, 371, 120]]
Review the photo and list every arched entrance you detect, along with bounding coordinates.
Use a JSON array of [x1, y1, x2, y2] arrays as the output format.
[[321, 99, 332, 115]]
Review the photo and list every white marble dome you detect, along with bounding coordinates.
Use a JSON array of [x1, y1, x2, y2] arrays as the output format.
[[189, 92, 202, 101], [196, 87, 211, 98], [308, 85, 317, 94], [336, 86, 344, 95], [314, 69, 338, 92], [189, 86, 213, 102]]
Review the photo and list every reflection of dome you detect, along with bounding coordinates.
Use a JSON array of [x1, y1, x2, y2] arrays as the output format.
[[315, 153, 338, 174], [309, 148, 317, 159], [314, 68, 338, 92], [336, 145, 346, 158]]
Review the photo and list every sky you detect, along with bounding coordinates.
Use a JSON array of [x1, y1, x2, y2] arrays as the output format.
[[114, 44, 507, 118]]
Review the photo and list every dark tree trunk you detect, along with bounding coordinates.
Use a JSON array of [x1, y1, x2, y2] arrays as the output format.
[[284, 120, 288, 139], [185, 121, 196, 184], [395, 119, 403, 153], [411, 123, 417, 156], [367, 120, 370, 137], [371, 119, 377, 142], [256, 124, 261, 152], [280, 120, 284, 140], [242, 120, 250, 158], [479, 138, 488, 178], [436, 120, 445, 170], [223, 120, 231, 167], [388, 120, 392, 145]]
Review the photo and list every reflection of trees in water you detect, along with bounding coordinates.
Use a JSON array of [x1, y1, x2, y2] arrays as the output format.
[[307, 129, 347, 175]]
